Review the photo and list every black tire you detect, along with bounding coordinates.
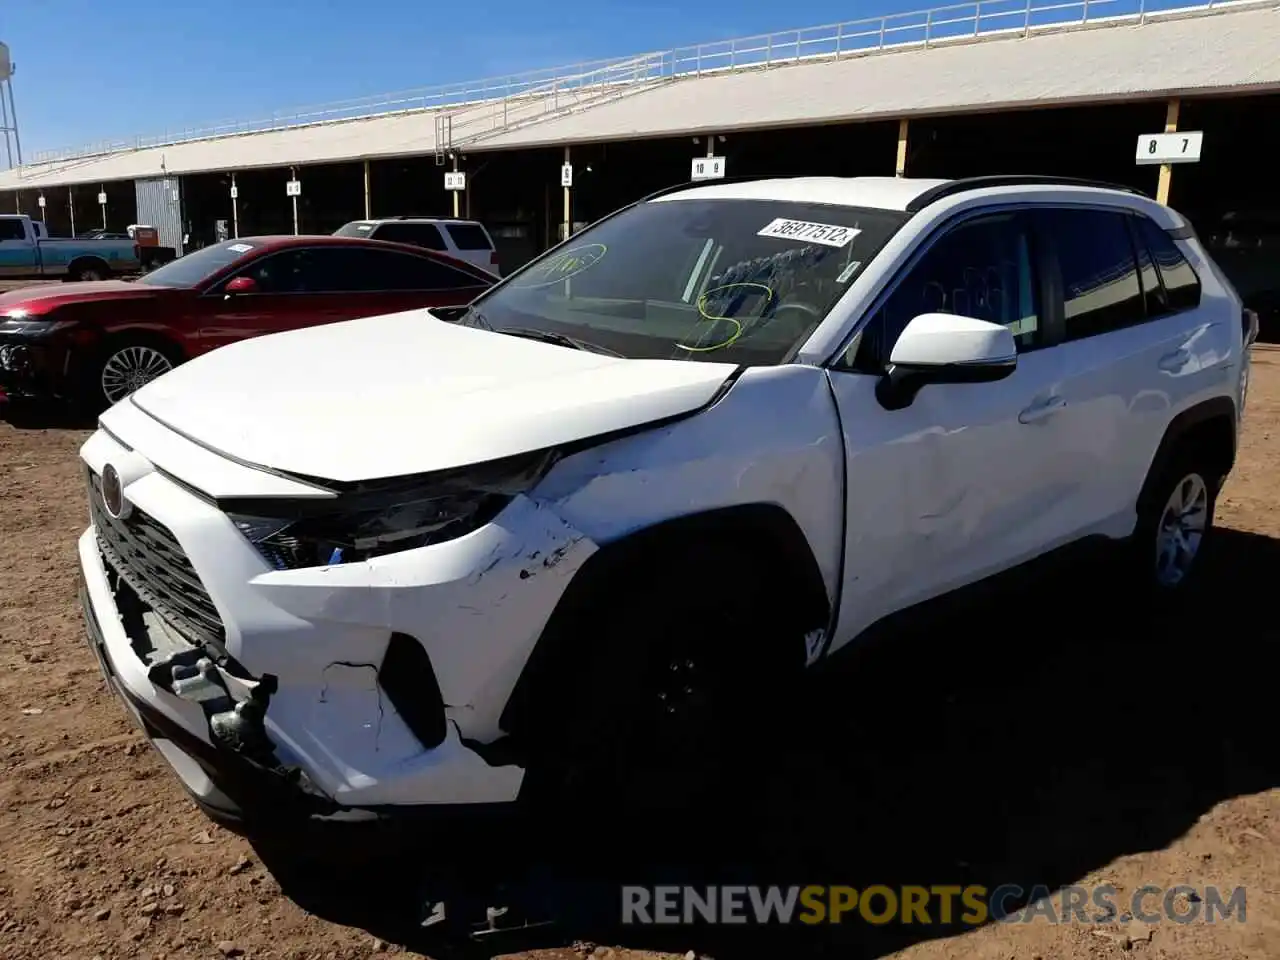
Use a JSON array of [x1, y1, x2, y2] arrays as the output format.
[[1129, 450, 1219, 598], [69, 260, 110, 282], [80, 337, 182, 414], [519, 543, 808, 826]]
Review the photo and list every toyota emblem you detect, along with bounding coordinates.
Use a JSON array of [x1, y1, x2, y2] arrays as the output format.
[[101, 464, 129, 520]]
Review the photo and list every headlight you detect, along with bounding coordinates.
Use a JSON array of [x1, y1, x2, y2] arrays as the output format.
[[0, 316, 68, 336], [225, 450, 556, 570]]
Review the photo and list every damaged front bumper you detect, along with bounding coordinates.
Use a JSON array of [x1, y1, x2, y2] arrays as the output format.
[[77, 418, 597, 842], [81, 574, 329, 825], [80, 583, 517, 856]]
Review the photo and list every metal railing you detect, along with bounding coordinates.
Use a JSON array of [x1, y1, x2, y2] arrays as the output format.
[[25, 0, 1257, 166]]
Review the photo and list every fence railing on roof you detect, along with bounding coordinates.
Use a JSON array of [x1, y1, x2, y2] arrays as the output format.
[[24, 0, 1251, 166]]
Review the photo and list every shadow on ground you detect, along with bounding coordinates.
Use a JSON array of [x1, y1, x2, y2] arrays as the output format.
[[257, 527, 1280, 959], [0, 398, 94, 431]]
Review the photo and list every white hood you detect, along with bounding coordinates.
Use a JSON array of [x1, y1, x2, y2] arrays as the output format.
[[126, 309, 737, 483]]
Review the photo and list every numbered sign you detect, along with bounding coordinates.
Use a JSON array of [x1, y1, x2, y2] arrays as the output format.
[[285, 179, 302, 197], [229, 186, 239, 200], [560, 163, 573, 188], [1136, 131, 1204, 165], [37, 195, 45, 207], [444, 171, 466, 191], [691, 156, 726, 181], [97, 192, 107, 205]]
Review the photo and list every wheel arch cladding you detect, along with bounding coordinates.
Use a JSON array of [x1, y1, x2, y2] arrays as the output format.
[[497, 502, 831, 741], [1137, 396, 1237, 517], [68, 255, 110, 276], [98, 328, 186, 362]]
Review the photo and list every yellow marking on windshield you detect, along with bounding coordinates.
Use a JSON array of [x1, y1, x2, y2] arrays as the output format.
[[677, 282, 775, 353], [513, 243, 608, 288]]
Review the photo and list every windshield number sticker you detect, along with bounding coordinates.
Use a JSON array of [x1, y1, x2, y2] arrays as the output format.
[[227, 243, 254, 253], [757, 219, 861, 248], [836, 260, 863, 284]]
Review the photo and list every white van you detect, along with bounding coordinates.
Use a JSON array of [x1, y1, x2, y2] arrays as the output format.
[[334, 217, 501, 276]]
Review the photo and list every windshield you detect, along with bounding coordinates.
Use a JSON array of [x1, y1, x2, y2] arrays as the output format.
[[334, 221, 377, 238], [135, 239, 261, 288], [460, 198, 906, 364]]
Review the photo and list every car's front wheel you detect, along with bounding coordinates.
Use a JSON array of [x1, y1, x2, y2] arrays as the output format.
[[520, 543, 806, 824], [87, 339, 181, 412]]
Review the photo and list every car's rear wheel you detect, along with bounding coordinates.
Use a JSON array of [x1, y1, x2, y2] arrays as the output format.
[[89, 339, 180, 411], [70, 261, 110, 282], [1131, 452, 1219, 595]]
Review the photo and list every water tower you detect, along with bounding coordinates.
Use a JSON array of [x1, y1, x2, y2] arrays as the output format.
[[0, 42, 22, 169]]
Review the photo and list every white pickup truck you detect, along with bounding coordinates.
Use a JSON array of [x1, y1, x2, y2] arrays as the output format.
[[0, 213, 143, 281]]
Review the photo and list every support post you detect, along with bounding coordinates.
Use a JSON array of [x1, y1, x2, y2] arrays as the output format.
[[363, 160, 371, 220], [4, 80, 22, 167], [100, 183, 107, 229], [231, 172, 239, 239], [896, 119, 909, 177], [68, 186, 75, 236], [452, 155, 460, 218], [290, 166, 299, 236], [1156, 98, 1180, 206], [562, 146, 571, 241]]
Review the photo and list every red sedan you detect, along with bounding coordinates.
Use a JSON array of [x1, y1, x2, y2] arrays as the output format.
[[0, 235, 496, 412]]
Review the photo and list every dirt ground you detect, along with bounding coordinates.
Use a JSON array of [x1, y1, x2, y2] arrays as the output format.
[[2, 350, 1279, 960]]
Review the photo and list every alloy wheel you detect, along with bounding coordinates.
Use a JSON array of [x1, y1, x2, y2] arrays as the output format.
[[101, 346, 173, 405]]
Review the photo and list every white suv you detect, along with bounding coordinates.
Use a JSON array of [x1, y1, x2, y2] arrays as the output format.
[[333, 217, 502, 275], [78, 175, 1255, 841]]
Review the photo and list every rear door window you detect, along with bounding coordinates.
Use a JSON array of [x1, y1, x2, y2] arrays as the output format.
[[1035, 208, 1146, 342], [1133, 215, 1202, 312], [443, 223, 493, 250], [371, 222, 447, 251], [263, 246, 488, 293], [362, 249, 491, 292]]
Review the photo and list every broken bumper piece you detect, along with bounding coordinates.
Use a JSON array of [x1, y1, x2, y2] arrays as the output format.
[[80, 578, 513, 851], [78, 525, 519, 852]]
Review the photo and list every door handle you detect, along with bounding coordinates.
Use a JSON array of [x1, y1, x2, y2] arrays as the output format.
[[1018, 395, 1066, 424], [1159, 348, 1191, 373]]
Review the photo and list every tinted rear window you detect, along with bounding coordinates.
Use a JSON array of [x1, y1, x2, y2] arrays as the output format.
[[444, 223, 492, 250], [1134, 215, 1201, 311], [369, 222, 447, 251], [1035, 208, 1145, 341]]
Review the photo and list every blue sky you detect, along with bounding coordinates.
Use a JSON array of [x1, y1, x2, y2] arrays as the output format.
[[2, 0, 1170, 157], [1, 0, 931, 155]]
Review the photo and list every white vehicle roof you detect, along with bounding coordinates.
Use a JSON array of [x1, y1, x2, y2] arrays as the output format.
[[653, 175, 1190, 230], [653, 176, 951, 212], [360, 217, 486, 226]]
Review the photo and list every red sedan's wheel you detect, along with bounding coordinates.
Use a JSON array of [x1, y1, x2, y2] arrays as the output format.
[[92, 341, 179, 410]]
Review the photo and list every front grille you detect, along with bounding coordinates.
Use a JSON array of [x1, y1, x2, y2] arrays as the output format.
[[88, 470, 226, 651]]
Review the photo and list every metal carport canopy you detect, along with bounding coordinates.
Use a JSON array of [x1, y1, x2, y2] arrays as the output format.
[[2, 0, 1279, 191]]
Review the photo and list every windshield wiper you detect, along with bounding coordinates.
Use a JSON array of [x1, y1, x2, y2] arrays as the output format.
[[455, 305, 495, 330], [496, 326, 622, 357]]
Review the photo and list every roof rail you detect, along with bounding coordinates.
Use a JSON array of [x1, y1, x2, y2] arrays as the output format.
[[905, 175, 1149, 213]]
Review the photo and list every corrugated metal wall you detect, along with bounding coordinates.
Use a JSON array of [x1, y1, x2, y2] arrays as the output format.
[[134, 176, 183, 255]]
